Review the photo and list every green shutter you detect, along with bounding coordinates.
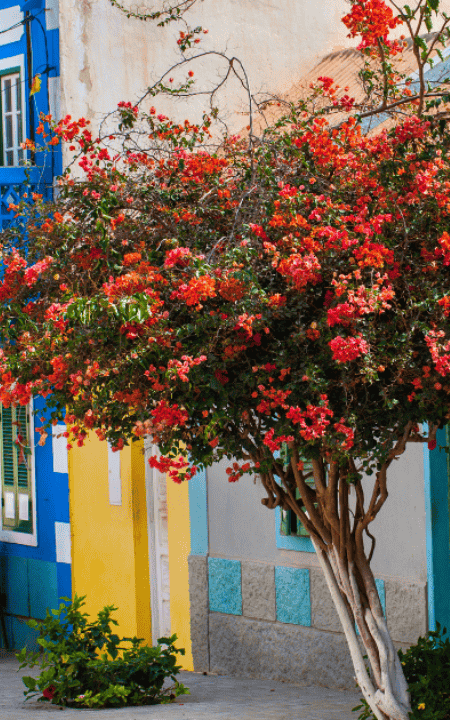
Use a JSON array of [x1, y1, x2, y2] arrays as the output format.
[[1, 404, 33, 534], [279, 455, 317, 538], [280, 507, 290, 536]]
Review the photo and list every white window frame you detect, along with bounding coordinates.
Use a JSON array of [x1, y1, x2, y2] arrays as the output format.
[[1, 70, 24, 166], [0, 399, 37, 547], [0, 54, 26, 168]]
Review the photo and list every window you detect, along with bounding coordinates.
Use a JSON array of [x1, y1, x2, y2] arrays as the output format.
[[0, 403, 36, 545], [0, 70, 24, 167]]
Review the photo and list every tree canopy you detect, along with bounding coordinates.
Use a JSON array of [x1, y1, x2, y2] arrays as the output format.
[[3, 1, 450, 717]]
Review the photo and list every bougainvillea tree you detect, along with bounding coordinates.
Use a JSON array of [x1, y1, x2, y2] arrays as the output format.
[[2, 1, 450, 718]]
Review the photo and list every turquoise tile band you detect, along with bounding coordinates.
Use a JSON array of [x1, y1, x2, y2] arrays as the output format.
[[208, 558, 242, 615], [275, 566, 311, 626]]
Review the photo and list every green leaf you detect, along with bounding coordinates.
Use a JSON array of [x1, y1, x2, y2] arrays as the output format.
[[22, 676, 37, 690]]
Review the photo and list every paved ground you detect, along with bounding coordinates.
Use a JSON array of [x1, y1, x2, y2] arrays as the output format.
[[0, 651, 362, 720]]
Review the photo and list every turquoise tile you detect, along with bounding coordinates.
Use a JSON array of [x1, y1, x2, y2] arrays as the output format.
[[208, 558, 242, 615], [28, 559, 58, 620], [376, 578, 386, 615], [4, 556, 29, 617], [275, 566, 311, 626], [11, 616, 39, 652]]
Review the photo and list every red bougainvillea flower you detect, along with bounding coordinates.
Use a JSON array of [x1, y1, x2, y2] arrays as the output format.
[[329, 335, 370, 363], [42, 685, 56, 701]]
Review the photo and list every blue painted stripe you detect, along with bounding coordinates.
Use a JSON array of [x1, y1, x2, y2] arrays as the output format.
[[423, 425, 436, 632], [361, 52, 450, 135], [189, 468, 208, 556]]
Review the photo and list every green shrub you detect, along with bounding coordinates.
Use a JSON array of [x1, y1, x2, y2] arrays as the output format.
[[353, 623, 450, 720], [17, 595, 189, 708]]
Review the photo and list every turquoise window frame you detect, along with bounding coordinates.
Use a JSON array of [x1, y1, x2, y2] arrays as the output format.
[[275, 506, 315, 552], [274, 448, 315, 552]]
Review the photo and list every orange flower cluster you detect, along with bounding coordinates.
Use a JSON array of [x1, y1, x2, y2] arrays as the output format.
[[342, 0, 404, 51]]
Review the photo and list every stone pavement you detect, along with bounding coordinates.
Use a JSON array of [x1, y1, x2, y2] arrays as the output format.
[[0, 651, 362, 720]]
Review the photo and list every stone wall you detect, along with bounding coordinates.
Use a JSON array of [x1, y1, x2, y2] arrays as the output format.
[[188, 555, 428, 689]]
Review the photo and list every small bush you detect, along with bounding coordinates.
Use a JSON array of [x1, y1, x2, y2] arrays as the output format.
[[353, 623, 450, 720], [17, 595, 189, 708]]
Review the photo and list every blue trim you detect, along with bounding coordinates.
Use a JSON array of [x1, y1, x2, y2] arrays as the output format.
[[275, 506, 315, 553], [423, 427, 436, 632], [423, 426, 450, 632], [189, 468, 208, 556]]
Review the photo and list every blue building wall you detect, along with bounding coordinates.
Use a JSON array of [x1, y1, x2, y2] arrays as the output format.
[[0, 401, 71, 650], [0, 0, 68, 650]]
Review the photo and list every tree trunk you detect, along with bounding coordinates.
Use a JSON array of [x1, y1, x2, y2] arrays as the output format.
[[310, 536, 410, 720], [259, 432, 418, 720]]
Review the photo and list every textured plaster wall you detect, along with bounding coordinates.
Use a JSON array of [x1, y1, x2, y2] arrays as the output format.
[[57, 0, 450, 145], [207, 445, 427, 583], [58, 0, 354, 162], [363, 441, 427, 583]]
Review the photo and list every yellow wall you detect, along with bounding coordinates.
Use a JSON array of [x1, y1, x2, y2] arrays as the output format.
[[69, 436, 151, 644], [167, 477, 193, 670]]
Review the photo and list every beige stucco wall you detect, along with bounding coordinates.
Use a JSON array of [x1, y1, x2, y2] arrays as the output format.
[[57, 0, 450, 164], [57, 0, 353, 157]]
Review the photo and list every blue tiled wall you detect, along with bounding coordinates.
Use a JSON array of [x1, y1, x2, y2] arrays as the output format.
[[275, 566, 311, 626], [208, 558, 242, 615]]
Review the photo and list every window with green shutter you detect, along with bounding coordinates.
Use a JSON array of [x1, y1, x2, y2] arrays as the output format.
[[1, 404, 34, 535], [280, 457, 318, 538]]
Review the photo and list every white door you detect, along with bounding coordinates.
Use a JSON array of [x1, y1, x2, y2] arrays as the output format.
[[144, 441, 172, 643]]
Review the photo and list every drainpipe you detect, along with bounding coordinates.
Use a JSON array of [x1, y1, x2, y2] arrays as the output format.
[[25, 10, 35, 164]]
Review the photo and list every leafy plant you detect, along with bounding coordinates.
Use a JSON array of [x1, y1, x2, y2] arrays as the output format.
[[17, 595, 189, 708], [353, 624, 450, 720]]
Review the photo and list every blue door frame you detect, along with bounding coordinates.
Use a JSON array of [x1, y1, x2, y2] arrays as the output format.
[[424, 427, 450, 632]]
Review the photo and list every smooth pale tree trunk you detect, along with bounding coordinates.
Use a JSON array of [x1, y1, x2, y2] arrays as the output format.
[[310, 537, 411, 720]]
